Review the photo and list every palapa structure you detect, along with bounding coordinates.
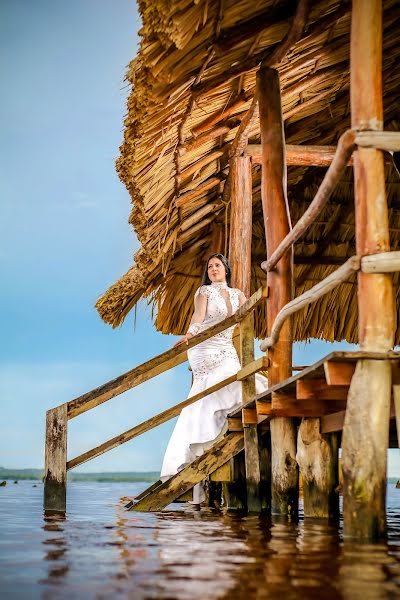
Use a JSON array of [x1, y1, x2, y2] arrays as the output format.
[[96, 0, 400, 345], [44, 0, 400, 542]]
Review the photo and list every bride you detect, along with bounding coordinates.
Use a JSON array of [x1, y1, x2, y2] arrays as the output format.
[[160, 253, 266, 504]]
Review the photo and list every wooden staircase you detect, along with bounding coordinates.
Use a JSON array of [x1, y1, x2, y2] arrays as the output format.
[[128, 432, 244, 511]]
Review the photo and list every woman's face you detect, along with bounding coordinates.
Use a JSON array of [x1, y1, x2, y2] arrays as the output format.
[[207, 257, 226, 283]]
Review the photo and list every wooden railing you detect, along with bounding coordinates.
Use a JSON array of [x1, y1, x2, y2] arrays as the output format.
[[44, 286, 268, 512]]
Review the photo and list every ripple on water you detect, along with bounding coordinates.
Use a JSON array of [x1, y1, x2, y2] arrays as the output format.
[[1, 481, 400, 599]]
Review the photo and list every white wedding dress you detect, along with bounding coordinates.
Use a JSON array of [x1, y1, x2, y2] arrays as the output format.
[[160, 282, 267, 495]]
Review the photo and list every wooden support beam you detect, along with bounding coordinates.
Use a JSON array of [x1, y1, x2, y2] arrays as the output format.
[[342, 0, 396, 541], [296, 418, 339, 519], [66, 285, 268, 419], [260, 129, 356, 274], [355, 131, 400, 152], [361, 251, 400, 274], [246, 144, 353, 167], [229, 154, 262, 512], [227, 417, 244, 432], [44, 405, 68, 514], [258, 66, 298, 517], [296, 380, 349, 402], [321, 411, 346, 434], [259, 397, 346, 418], [324, 361, 356, 386], [130, 433, 244, 512]]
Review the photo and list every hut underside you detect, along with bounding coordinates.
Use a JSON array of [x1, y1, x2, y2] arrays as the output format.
[[96, 0, 400, 344]]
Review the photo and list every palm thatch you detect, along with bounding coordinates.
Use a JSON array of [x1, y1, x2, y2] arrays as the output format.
[[96, 0, 400, 343]]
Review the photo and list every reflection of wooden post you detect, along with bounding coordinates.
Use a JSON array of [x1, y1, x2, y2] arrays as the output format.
[[258, 66, 298, 516], [341, 0, 395, 539], [297, 418, 339, 519], [44, 405, 68, 514], [228, 155, 262, 511]]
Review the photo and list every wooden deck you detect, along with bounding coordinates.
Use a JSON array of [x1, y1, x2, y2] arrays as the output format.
[[229, 351, 400, 433]]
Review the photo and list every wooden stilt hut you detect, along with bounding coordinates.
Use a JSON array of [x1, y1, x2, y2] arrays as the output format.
[[44, 0, 400, 540]]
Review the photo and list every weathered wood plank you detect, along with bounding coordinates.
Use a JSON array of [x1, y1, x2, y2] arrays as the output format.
[[210, 461, 232, 482], [66, 286, 268, 419], [67, 358, 266, 470], [130, 433, 244, 512], [44, 405, 68, 514]]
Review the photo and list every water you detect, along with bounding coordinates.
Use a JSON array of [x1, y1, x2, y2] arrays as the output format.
[[1, 481, 400, 599]]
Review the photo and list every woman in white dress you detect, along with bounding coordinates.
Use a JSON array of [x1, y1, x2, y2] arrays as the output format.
[[160, 254, 266, 503]]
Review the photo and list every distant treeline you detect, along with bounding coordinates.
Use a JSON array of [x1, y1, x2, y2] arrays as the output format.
[[0, 467, 159, 483]]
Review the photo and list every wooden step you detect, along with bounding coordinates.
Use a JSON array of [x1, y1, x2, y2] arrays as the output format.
[[129, 432, 244, 512]]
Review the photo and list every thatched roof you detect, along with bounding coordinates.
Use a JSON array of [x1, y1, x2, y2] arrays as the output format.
[[96, 0, 400, 343]]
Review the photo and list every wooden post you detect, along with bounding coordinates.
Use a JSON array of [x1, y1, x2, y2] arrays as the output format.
[[257, 66, 298, 516], [210, 221, 224, 255], [44, 405, 68, 514], [296, 418, 339, 519], [341, 0, 396, 539], [227, 155, 262, 511]]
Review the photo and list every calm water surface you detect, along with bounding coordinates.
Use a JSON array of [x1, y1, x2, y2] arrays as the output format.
[[1, 481, 400, 599]]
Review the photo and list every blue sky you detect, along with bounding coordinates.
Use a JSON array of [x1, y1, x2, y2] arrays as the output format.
[[1, 0, 399, 477]]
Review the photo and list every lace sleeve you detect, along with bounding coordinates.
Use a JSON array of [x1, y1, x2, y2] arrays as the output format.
[[194, 285, 211, 300]]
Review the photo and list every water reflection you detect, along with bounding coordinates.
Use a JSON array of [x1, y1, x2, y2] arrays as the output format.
[[2, 481, 400, 598]]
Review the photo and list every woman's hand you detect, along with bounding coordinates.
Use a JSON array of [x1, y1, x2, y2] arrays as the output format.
[[173, 332, 193, 347]]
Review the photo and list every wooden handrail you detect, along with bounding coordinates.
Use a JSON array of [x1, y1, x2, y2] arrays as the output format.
[[67, 356, 269, 470], [261, 129, 357, 273], [66, 286, 268, 419], [355, 131, 400, 152], [260, 256, 360, 351], [361, 251, 400, 273]]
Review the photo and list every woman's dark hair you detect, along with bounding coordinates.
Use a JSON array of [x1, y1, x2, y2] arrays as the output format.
[[201, 253, 232, 287]]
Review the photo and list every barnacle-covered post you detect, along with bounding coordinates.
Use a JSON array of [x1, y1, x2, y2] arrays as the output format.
[[257, 66, 298, 516], [341, 0, 395, 539]]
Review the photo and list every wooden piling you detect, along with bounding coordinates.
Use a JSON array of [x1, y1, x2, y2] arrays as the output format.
[[44, 405, 68, 514], [296, 418, 339, 519], [257, 66, 298, 516], [228, 155, 262, 511], [341, 0, 395, 539]]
